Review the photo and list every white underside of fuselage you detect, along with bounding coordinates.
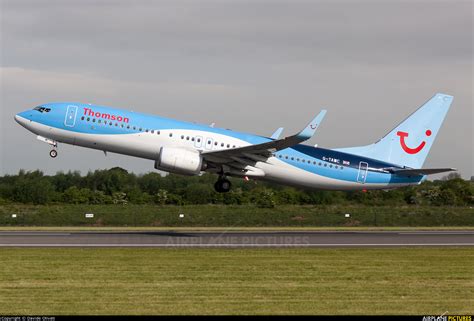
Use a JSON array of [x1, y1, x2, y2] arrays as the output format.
[[17, 116, 412, 191]]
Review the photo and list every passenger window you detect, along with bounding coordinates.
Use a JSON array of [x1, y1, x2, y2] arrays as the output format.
[[81, 116, 85, 120], [87, 117, 90, 121]]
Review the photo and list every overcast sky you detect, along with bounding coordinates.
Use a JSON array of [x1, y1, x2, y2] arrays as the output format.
[[1, 0, 472, 178]]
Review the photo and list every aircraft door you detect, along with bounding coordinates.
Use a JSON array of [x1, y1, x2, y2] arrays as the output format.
[[65, 105, 78, 127], [357, 161, 368, 183]]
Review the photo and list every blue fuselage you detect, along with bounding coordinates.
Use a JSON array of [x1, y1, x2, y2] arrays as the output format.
[[15, 102, 424, 190]]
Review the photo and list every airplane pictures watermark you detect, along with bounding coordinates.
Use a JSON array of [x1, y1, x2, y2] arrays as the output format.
[[422, 316, 472, 321], [164, 233, 311, 247]]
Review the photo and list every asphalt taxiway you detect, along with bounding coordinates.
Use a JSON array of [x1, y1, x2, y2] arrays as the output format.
[[0, 230, 473, 247]]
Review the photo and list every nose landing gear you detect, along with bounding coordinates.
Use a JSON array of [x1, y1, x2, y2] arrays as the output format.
[[36, 136, 59, 158], [49, 149, 58, 158], [214, 177, 231, 193]]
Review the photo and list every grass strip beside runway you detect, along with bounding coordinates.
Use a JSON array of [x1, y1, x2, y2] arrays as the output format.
[[1, 204, 473, 227], [0, 248, 472, 315], [1, 226, 474, 231]]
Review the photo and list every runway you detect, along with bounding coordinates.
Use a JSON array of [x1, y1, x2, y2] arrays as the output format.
[[0, 230, 473, 247]]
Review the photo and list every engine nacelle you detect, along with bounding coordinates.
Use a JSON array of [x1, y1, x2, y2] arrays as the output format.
[[155, 147, 203, 175]]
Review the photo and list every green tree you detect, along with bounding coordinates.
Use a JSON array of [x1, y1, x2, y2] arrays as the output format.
[[252, 188, 276, 208], [183, 183, 215, 204], [63, 186, 92, 204], [12, 175, 55, 204], [154, 189, 169, 205]]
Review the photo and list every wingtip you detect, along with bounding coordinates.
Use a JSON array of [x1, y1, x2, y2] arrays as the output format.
[[435, 93, 454, 100]]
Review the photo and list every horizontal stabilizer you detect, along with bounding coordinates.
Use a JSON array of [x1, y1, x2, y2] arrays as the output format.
[[388, 167, 456, 176]]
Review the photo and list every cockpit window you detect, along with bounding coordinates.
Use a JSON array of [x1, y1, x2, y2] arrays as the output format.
[[33, 106, 51, 113]]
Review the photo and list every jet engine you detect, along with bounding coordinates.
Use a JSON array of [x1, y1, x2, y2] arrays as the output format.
[[155, 147, 203, 175]]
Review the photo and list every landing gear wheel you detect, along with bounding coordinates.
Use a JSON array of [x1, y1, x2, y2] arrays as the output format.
[[214, 178, 231, 193], [49, 149, 58, 158]]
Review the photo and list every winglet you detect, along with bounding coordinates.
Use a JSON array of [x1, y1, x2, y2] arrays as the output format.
[[270, 127, 284, 139], [297, 110, 327, 140]]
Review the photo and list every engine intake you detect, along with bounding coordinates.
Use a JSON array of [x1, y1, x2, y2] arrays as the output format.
[[155, 147, 203, 175]]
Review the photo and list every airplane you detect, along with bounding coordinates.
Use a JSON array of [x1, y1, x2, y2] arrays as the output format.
[[14, 93, 455, 193]]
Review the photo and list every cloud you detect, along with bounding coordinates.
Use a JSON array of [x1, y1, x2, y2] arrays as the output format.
[[1, 0, 472, 177]]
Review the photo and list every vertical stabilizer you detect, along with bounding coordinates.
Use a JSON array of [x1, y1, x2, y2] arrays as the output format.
[[335, 93, 453, 168]]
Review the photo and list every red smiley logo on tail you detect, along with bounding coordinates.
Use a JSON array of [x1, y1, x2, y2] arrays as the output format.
[[397, 130, 432, 154]]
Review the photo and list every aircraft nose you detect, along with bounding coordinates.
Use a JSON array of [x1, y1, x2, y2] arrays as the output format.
[[14, 111, 31, 128]]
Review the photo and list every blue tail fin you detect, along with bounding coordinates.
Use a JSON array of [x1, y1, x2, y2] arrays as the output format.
[[335, 93, 453, 168]]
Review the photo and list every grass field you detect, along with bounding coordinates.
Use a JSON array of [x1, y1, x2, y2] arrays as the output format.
[[0, 248, 472, 315], [1, 204, 473, 227]]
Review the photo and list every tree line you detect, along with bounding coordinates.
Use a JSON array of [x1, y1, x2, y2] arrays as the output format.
[[0, 168, 472, 207]]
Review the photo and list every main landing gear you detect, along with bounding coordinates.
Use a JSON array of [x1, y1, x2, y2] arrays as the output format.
[[214, 177, 231, 193]]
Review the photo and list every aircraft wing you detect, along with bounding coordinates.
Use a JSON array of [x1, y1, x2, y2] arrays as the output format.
[[387, 167, 457, 176], [202, 110, 326, 165]]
